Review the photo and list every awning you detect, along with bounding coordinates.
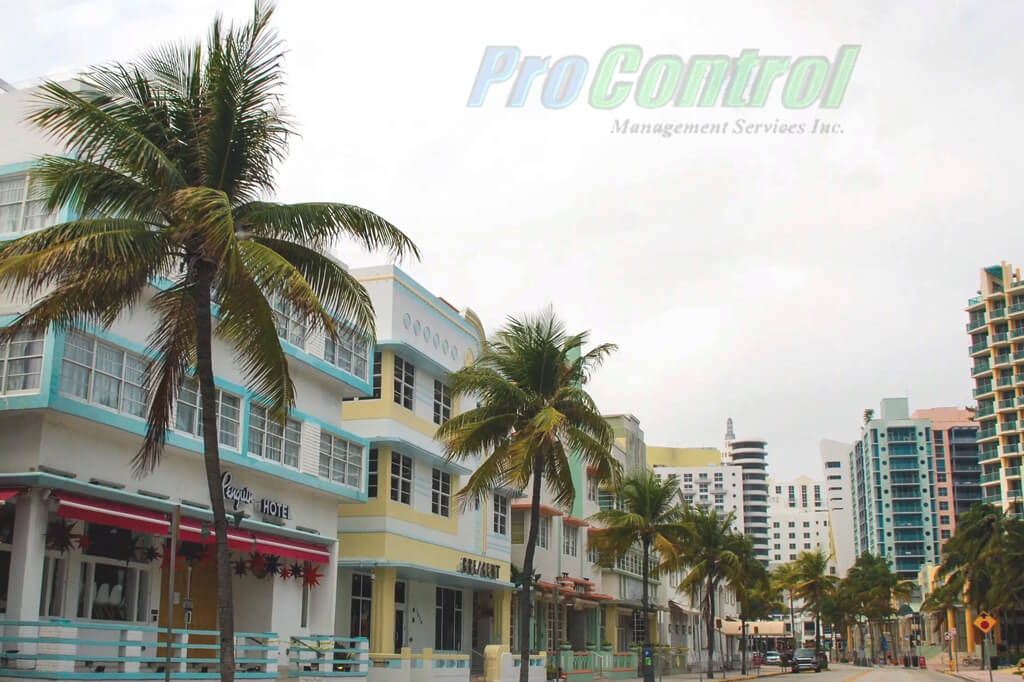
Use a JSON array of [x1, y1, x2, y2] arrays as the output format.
[[53, 492, 170, 536], [0, 489, 20, 505], [178, 518, 330, 564]]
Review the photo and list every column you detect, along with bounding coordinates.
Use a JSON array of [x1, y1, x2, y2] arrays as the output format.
[[493, 589, 512, 649], [964, 606, 975, 653], [370, 567, 396, 654], [7, 489, 48, 619], [604, 604, 618, 650]]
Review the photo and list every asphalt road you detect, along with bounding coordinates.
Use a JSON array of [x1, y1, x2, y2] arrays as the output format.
[[763, 662, 952, 681]]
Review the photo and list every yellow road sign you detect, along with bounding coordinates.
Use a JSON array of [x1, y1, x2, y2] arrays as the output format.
[[974, 611, 998, 634]]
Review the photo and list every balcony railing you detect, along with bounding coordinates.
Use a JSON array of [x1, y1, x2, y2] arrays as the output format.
[[976, 405, 996, 417], [973, 361, 992, 375], [995, 353, 1012, 365], [978, 427, 998, 439], [1015, 350, 1024, 361], [991, 308, 1008, 321], [967, 318, 988, 332], [981, 471, 1002, 483], [984, 493, 1003, 504], [997, 376, 1015, 387], [1014, 327, 1024, 339], [974, 385, 994, 397], [1007, 466, 1022, 478], [1011, 303, 1024, 315], [1001, 421, 1019, 432], [971, 342, 990, 354], [969, 295, 984, 306]]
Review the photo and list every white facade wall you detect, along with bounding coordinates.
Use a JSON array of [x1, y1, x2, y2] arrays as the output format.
[[819, 439, 857, 576]]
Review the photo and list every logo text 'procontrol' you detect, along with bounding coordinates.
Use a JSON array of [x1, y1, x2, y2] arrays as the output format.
[[467, 45, 860, 109]]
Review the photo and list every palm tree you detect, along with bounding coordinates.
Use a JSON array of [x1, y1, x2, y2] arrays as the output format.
[[674, 506, 745, 678], [728, 535, 768, 675], [0, 5, 416, 681], [844, 552, 914, 661], [435, 309, 621, 682], [792, 550, 838, 655], [771, 562, 800, 653], [589, 470, 686, 647]]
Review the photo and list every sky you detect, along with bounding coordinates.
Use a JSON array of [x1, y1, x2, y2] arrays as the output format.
[[3, 0, 1021, 480]]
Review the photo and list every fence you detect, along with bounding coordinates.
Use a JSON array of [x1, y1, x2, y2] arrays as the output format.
[[0, 619, 277, 679], [288, 636, 369, 678], [360, 648, 467, 682]]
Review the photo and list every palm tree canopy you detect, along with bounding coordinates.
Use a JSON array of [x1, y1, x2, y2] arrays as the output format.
[[673, 506, 745, 601], [937, 503, 1024, 612], [792, 549, 839, 609], [0, 1, 418, 473], [435, 307, 621, 509], [844, 552, 915, 621], [588, 470, 686, 571]]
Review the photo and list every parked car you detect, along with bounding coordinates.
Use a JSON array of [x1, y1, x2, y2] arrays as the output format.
[[791, 648, 822, 673], [764, 651, 782, 665]]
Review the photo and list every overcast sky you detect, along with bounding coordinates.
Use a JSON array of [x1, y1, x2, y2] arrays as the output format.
[[4, 0, 1020, 480]]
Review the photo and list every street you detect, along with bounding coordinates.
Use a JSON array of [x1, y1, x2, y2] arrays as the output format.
[[765, 662, 954, 681]]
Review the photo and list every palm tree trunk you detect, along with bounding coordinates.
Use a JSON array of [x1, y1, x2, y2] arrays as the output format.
[[641, 536, 650, 646], [740, 618, 746, 675], [518, 454, 545, 682], [789, 591, 796, 653], [194, 262, 235, 682], [706, 577, 715, 678]]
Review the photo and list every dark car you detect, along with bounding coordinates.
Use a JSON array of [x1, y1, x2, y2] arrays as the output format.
[[791, 648, 821, 673]]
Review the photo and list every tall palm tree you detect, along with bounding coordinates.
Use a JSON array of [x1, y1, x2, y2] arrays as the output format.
[[728, 535, 768, 675], [588, 470, 686, 647], [792, 549, 838, 655], [0, 5, 416, 681], [435, 309, 621, 682], [771, 562, 800, 652], [844, 552, 914, 661], [674, 506, 745, 678]]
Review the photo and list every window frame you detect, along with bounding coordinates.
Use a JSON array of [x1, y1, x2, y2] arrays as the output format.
[[270, 293, 307, 349], [61, 331, 149, 418], [318, 431, 364, 488], [367, 448, 379, 498], [492, 495, 508, 535], [393, 356, 414, 410], [324, 330, 370, 381], [563, 524, 578, 557], [390, 452, 413, 505], [247, 404, 301, 468], [173, 379, 242, 450], [537, 516, 550, 549], [1, 329, 46, 396], [431, 468, 451, 518], [0, 174, 56, 235], [432, 379, 451, 425], [434, 587, 463, 651], [350, 573, 373, 639]]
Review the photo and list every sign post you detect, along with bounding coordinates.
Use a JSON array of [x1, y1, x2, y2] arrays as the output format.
[[974, 612, 998, 682]]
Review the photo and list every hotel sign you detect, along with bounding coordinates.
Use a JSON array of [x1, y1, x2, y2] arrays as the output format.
[[459, 557, 501, 580], [221, 472, 291, 520]]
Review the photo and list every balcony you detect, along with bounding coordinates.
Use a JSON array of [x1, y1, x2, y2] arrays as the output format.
[[984, 492, 1003, 504], [971, 341, 991, 355], [1012, 280, 1024, 290], [980, 471, 1002, 483], [977, 427, 998, 440], [995, 353, 1013, 366], [1011, 302, 1024, 315], [968, 317, 988, 332], [975, 384, 995, 397], [1001, 421, 1019, 433], [1014, 327, 1024, 339], [976, 404, 996, 417], [998, 375, 1015, 387], [998, 399, 1017, 412], [991, 308, 1008, 322], [973, 360, 992, 376], [993, 332, 1011, 345], [968, 295, 985, 308], [1007, 466, 1022, 478], [1015, 350, 1024, 361]]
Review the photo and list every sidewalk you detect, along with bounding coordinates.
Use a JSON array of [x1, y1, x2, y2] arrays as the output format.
[[651, 668, 790, 681], [947, 670, 1023, 682]]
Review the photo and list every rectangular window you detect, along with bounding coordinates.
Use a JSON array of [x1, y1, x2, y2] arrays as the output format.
[[511, 511, 524, 544], [1, 330, 45, 395], [173, 379, 241, 449], [367, 449, 379, 498], [324, 331, 370, 380], [433, 380, 451, 425], [435, 587, 463, 651], [74, 552, 150, 623], [248, 405, 300, 467], [0, 175, 55, 234], [586, 475, 599, 502], [270, 293, 306, 348], [318, 432, 363, 488], [431, 468, 451, 517], [537, 516, 550, 549], [393, 356, 414, 409], [563, 524, 578, 557], [493, 495, 508, 535], [61, 331, 149, 417], [940, 515, 950, 524], [350, 573, 372, 638], [939, 501, 949, 510], [390, 452, 412, 504]]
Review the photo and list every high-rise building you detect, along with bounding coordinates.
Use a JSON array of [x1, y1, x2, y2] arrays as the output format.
[[966, 263, 1024, 518], [725, 430, 770, 563], [819, 439, 856, 575], [850, 398, 939, 582], [765, 476, 833, 571], [910, 408, 981, 545]]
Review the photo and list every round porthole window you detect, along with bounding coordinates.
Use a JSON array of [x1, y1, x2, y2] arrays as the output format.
[[403, 313, 412, 329], [413, 320, 421, 335], [433, 334, 440, 348], [423, 326, 431, 342], [442, 340, 449, 353]]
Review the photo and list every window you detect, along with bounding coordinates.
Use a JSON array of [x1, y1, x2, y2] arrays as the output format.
[[435, 587, 463, 651], [390, 452, 412, 504], [1, 330, 44, 395], [318, 432, 363, 488], [270, 293, 306, 348], [62, 332, 148, 417], [803, 521, 810, 527], [342, 352, 382, 402], [367, 449, 378, 498], [941, 529, 951, 539], [350, 574, 372, 638], [173, 379, 241, 449], [586, 475, 599, 502], [75, 524, 151, 622], [324, 331, 370, 380], [493, 495, 508, 535], [683, 473, 692, 482], [0, 175, 54, 234], [938, 487, 948, 497], [939, 501, 949, 511], [563, 525, 578, 557], [940, 515, 950, 524], [39, 555, 68, 618], [431, 468, 451, 517], [511, 511, 524, 544], [393, 356, 414, 409], [248, 405, 300, 467], [937, 473, 947, 483], [433, 380, 451, 425], [537, 516, 551, 549]]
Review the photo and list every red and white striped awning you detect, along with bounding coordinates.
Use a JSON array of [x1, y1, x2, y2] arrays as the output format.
[[53, 492, 170, 536], [0, 489, 21, 505], [178, 517, 331, 564]]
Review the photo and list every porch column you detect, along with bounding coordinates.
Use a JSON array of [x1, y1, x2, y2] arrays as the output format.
[[493, 589, 511, 649], [370, 567, 396, 653], [964, 606, 975, 653], [7, 489, 48, 619], [604, 604, 618, 650]]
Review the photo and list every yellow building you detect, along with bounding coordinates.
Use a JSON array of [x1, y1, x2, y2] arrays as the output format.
[[335, 266, 513, 668]]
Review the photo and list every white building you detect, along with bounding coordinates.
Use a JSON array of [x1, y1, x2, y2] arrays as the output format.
[[819, 439, 856, 576], [766, 476, 835, 572], [725, 436, 770, 564]]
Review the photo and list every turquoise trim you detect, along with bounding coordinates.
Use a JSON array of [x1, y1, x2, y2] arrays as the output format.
[[0, 674, 277, 680], [0, 318, 56, 410], [336, 558, 513, 589], [392, 278, 476, 343], [0, 161, 38, 175], [369, 434, 471, 475]]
